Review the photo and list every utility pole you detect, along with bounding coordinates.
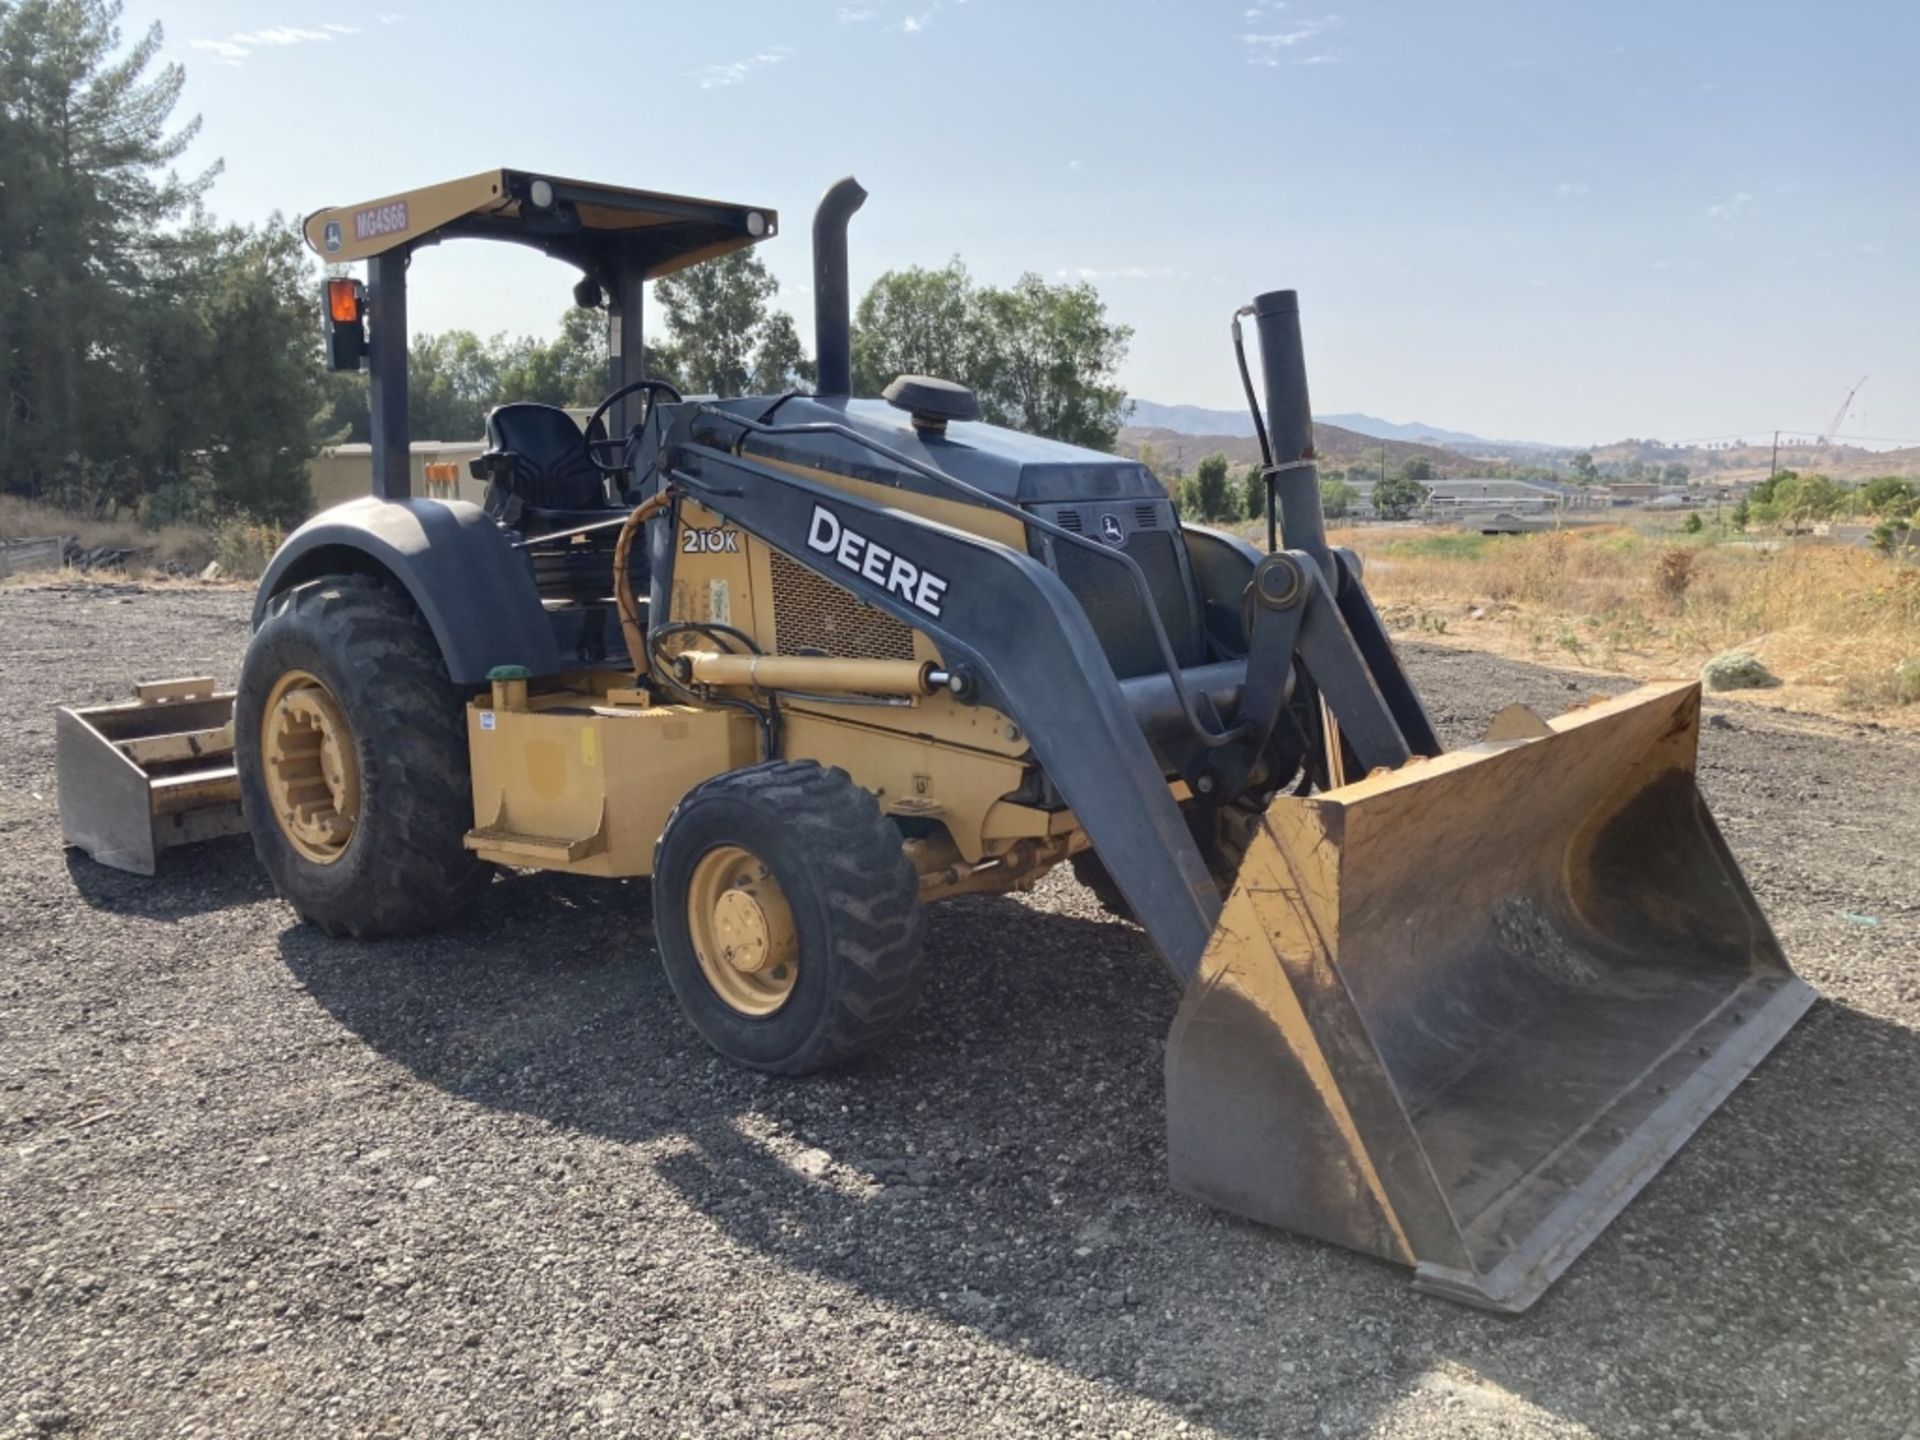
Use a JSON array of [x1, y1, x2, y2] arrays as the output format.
[[1769, 430, 1780, 480]]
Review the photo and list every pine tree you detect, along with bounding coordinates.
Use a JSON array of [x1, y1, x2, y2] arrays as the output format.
[[0, 0, 219, 500]]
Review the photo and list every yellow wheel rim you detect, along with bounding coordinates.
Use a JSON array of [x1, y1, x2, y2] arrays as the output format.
[[687, 844, 799, 1017], [260, 669, 360, 866]]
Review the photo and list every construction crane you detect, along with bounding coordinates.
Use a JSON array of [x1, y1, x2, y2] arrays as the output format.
[[1821, 375, 1868, 445]]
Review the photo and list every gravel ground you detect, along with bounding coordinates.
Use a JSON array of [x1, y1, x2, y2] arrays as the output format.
[[3, 579, 1917, 1440]]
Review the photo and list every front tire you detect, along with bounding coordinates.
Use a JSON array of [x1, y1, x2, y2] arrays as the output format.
[[653, 761, 926, 1074], [235, 574, 489, 937]]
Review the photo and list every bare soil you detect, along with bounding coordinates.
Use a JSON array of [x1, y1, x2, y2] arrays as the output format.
[[4, 581, 1918, 1439]]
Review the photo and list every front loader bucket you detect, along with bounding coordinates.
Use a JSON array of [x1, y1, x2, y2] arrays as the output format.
[[57, 678, 244, 876], [1166, 680, 1813, 1313]]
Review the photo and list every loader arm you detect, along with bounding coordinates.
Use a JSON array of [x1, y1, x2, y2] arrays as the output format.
[[661, 420, 1225, 982]]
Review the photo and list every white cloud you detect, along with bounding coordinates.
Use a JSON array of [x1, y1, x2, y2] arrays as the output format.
[[1706, 191, 1752, 220], [695, 46, 794, 88], [899, 11, 931, 32], [1055, 265, 1181, 282], [236, 27, 333, 44], [1554, 181, 1589, 199], [1242, 13, 1341, 67], [378, 12, 406, 23], [1528, 277, 1548, 288], [837, 4, 875, 20], [186, 25, 352, 64], [1067, 158, 1086, 174]]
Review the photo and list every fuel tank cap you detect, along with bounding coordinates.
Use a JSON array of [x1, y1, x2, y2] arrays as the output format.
[[882, 374, 980, 433]]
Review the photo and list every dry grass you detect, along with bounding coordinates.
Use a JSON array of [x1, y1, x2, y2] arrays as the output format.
[[1338, 523, 1920, 720], [0, 495, 279, 579]]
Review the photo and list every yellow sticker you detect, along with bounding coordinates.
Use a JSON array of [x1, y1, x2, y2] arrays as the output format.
[[581, 727, 599, 767]]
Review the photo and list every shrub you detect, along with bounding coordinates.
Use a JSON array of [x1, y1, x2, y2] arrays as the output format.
[[1872, 519, 1917, 558], [1653, 547, 1695, 607], [1319, 477, 1359, 520], [210, 515, 283, 579]]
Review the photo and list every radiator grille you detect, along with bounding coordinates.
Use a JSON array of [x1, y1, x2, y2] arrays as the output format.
[[1053, 528, 1202, 679], [769, 549, 918, 660]]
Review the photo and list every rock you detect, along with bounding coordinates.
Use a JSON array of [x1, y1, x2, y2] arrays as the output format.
[[199, 561, 224, 582], [1701, 652, 1778, 692]]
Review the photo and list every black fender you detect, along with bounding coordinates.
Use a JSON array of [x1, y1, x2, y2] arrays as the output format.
[[252, 497, 563, 685]]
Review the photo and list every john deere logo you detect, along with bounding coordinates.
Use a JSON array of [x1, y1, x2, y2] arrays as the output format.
[[1099, 513, 1125, 546], [322, 220, 342, 253]]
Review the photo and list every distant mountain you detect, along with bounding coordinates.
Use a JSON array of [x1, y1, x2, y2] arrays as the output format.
[[1126, 400, 1554, 453], [1124, 400, 1258, 437], [1118, 423, 1478, 478], [1315, 413, 1498, 448]]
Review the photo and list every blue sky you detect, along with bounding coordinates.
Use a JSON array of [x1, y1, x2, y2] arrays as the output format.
[[135, 0, 1918, 446]]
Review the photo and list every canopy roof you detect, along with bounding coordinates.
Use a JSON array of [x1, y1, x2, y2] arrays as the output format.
[[301, 168, 777, 280]]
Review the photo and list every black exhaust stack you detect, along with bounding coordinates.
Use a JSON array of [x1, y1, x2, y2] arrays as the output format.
[[812, 176, 868, 398], [1250, 289, 1329, 576]]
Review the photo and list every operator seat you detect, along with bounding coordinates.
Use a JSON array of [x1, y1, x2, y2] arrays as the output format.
[[472, 403, 612, 532]]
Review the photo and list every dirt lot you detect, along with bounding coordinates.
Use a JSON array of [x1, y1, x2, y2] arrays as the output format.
[[4, 580, 1918, 1439]]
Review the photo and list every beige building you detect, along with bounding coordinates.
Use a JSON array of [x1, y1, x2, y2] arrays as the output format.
[[308, 440, 488, 512]]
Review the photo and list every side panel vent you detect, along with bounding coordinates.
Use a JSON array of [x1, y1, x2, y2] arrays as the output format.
[[1055, 508, 1085, 533], [769, 549, 918, 661], [1133, 504, 1159, 529]]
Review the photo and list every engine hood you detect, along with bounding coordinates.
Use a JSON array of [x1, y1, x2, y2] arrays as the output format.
[[701, 394, 1167, 507]]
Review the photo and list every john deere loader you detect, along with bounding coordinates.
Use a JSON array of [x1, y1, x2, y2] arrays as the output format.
[[58, 168, 1813, 1312]]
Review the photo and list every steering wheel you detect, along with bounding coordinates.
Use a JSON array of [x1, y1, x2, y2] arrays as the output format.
[[584, 379, 684, 472]]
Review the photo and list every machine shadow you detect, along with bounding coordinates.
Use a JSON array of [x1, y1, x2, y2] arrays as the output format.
[[276, 868, 1917, 1438], [64, 834, 274, 918]]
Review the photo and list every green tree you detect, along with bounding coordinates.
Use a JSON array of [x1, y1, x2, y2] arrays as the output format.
[[1320, 476, 1359, 519], [1663, 462, 1691, 485], [1189, 452, 1232, 523], [406, 330, 504, 443], [1731, 496, 1751, 530], [651, 248, 810, 398], [1683, 510, 1704, 534], [973, 274, 1131, 449], [1749, 470, 1789, 507], [749, 310, 813, 393], [1750, 471, 1845, 527], [0, 0, 219, 500], [1400, 454, 1434, 483], [851, 262, 1132, 449], [851, 259, 978, 397], [1371, 471, 1427, 521], [152, 218, 322, 521], [1242, 463, 1266, 520], [1569, 451, 1598, 484], [495, 305, 611, 410], [1859, 475, 1917, 519]]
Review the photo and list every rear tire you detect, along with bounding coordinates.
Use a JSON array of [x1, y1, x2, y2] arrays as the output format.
[[653, 761, 925, 1074], [235, 574, 489, 938]]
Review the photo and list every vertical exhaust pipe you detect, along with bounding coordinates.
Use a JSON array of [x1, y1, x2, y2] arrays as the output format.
[[812, 176, 868, 397], [1250, 289, 1328, 575]]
